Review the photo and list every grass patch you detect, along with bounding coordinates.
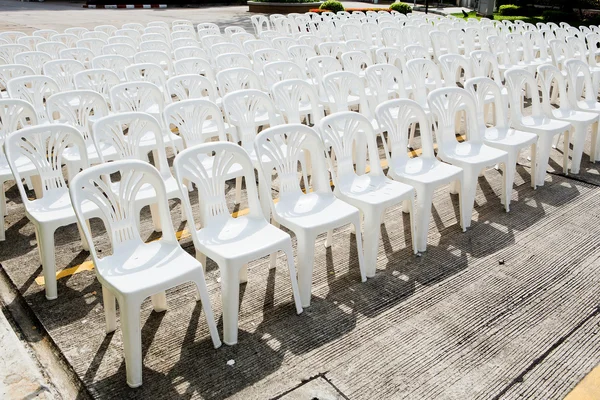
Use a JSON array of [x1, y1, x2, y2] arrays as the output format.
[[451, 10, 543, 24]]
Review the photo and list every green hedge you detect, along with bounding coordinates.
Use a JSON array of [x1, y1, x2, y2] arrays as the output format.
[[498, 4, 521, 16], [319, 0, 344, 12], [390, 2, 411, 14]]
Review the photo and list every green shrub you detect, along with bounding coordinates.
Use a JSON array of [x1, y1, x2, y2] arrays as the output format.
[[390, 1, 411, 14], [319, 0, 344, 13], [498, 4, 521, 16]]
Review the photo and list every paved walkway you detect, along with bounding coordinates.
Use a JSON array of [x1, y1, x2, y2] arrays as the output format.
[[0, 308, 55, 399]]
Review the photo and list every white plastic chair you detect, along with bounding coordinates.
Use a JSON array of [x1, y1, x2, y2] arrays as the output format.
[[133, 50, 173, 78], [318, 111, 417, 276], [13, 51, 51, 75], [69, 159, 221, 388], [216, 67, 262, 98], [166, 74, 220, 103], [33, 29, 59, 41], [173, 57, 213, 80], [76, 38, 106, 57], [5, 124, 91, 299], [17, 36, 47, 51], [92, 112, 185, 231], [0, 99, 37, 241], [376, 99, 464, 251], [0, 64, 35, 92], [35, 42, 67, 59], [564, 59, 600, 163], [109, 81, 183, 153], [271, 78, 323, 125], [46, 90, 111, 179], [64, 27, 89, 38], [124, 63, 169, 102], [0, 44, 29, 63], [263, 60, 306, 90], [254, 124, 366, 306], [465, 76, 538, 196], [173, 142, 303, 345], [43, 59, 85, 91], [428, 87, 510, 220], [7, 75, 60, 123], [91, 55, 130, 81], [74, 69, 121, 107], [173, 46, 208, 61], [0, 32, 27, 44], [536, 64, 598, 175], [214, 52, 252, 71], [59, 47, 94, 68], [222, 89, 282, 158]]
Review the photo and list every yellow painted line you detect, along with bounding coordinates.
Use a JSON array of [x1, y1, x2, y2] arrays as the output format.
[[34, 134, 466, 286], [564, 364, 600, 400]]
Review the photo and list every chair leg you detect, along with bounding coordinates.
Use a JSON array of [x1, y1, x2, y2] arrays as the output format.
[[77, 220, 90, 252], [119, 298, 143, 388], [362, 208, 382, 278], [296, 233, 316, 307], [415, 187, 434, 252], [220, 265, 241, 345], [102, 286, 117, 333], [150, 203, 162, 232], [535, 135, 554, 187], [570, 125, 587, 174], [39, 226, 58, 300], [501, 154, 517, 212], [151, 292, 167, 312], [0, 186, 5, 241], [239, 264, 248, 284], [562, 129, 571, 175], [407, 196, 418, 255], [283, 242, 303, 315], [459, 170, 478, 231], [591, 121, 599, 163], [325, 229, 333, 248], [408, 122, 416, 148], [352, 216, 367, 283], [195, 250, 207, 273], [193, 276, 222, 349], [530, 142, 537, 189], [235, 176, 242, 204]]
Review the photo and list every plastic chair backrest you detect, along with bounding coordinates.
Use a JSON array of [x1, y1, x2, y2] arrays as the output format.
[[91, 54, 130, 80], [124, 63, 167, 89], [464, 76, 509, 131], [0, 64, 34, 90], [134, 50, 173, 76], [438, 53, 472, 87], [70, 159, 175, 258], [14, 51, 51, 74], [109, 81, 164, 113], [318, 111, 383, 183], [173, 57, 213, 81], [47, 90, 109, 143], [322, 71, 370, 116], [43, 59, 85, 90], [215, 53, 252, 70], [564, 59, 597, 104], [92, 112, 171, 179], [0, 44, 29, 63], [166, 74, 218, 102], [263, 61, 305, 89], [164, 98, 226, 148], [0, 99, 37, 152], [365, 63, 407, 104], [537, 63, 571, 113], [376, 99, 435, 163], [59, 47, 94, 66], [222, 89, 280, 153], [5, 123, 88, 204], [271, 78, 322, 124], [7, 75, 60, 122], [216, 67, 262, 97], [404, 58, 443, 107], [74, 69, 120, 104], [173, 46, 208, 61], [428, 87, 483, 150]]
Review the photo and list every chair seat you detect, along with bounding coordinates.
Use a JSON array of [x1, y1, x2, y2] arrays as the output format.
[[442, 142, 508, 167], [519, 116, 571, 135], [484, 127, 538, 148], [196, 216, 290, 262], [27, 190, 96, 225], [551, 109, 598, 126], [97, 240, 201, 295], [337, 174, 414, 208], [274, 192, 358, 231], [390, 157, 462, 185]]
